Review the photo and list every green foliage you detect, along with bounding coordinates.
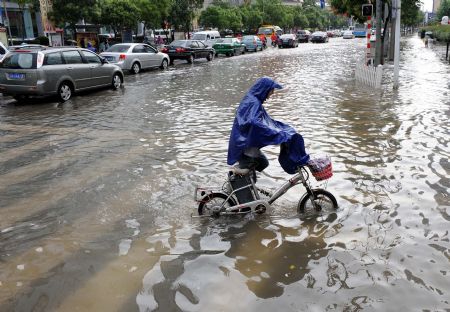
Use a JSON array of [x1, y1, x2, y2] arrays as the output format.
[[99, 0, 141, 33], [138, 0, 172, 30], [330, 0, 422, 25], [421, 24, 450, 41], [169, 0, 204, 32], [50, 0, 100, 30], [437, 0, 450, 21], [199, 0, 347, 33]]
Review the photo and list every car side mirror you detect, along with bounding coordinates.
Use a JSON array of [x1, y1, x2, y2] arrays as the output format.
[[101, 57, 108, 64]]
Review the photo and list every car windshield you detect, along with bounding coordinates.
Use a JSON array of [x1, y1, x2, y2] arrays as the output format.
[[257, 27, 273, 35], [281, 35, 293, 39], [170, 40, 188, 47], [0, 52, 36, 69], [192, 34, 206, 40], [215, 38, 233, 43], [106, 45, 131, 53]]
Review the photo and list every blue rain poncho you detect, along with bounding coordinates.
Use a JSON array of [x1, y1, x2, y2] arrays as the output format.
[[227, 77, 310, 174]]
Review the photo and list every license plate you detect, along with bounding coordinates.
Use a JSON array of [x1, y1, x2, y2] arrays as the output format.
[[169, 50, 176, 53], [8, 73, 25, 79], [104, 56, 114, 61]]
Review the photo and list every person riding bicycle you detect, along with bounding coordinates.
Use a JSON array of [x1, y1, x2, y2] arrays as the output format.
[[227, 77, 310, 180]]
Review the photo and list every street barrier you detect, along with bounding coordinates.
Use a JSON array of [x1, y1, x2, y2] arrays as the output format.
[[355, 61, 383, 89]]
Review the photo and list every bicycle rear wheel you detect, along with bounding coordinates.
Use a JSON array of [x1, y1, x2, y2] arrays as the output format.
[[297, 189, 338, 215], [198, 193, 237, 217]]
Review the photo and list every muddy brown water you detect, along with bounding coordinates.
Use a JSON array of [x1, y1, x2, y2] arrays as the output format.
[[0, 36, 449, 311]]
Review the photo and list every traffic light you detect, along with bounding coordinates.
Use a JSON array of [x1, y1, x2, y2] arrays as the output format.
[[362, 4, 373, 17]]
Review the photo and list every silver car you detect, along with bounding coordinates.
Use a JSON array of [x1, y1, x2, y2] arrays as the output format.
[[0, 47, 124, 102], [100, 43, 169, 74]]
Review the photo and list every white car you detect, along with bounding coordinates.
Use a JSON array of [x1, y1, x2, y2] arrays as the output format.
[[343, 30, 355, 39], [100, 43, 169, 74]]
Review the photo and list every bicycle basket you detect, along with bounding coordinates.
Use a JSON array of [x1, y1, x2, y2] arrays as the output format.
[[307, 156, 333, 181]]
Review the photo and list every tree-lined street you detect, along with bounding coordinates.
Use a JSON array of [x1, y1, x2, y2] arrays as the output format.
[[0, 35, 449, 310]]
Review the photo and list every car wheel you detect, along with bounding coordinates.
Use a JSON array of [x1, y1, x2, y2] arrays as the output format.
[[230, 51, 235, 57], [58, 82, 73, 102], [241, 49, 246, 54], [111, 73, 122, 90], [187, 54, 194, 63], [160, 59, 168, 70], [131, 62, 140, 74], [207, 52, 214, 61]]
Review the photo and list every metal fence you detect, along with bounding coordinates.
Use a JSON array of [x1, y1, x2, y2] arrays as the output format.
[[355, 62, 383, 89]]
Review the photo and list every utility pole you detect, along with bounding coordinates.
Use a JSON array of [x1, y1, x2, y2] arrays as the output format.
[[375, 0, 383, 66], [393, 0, 401, 89]]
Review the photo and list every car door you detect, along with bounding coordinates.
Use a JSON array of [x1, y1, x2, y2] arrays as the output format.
[[80, 50, 111, 86], [143, 44, 159, 68], [189, 41, 200, 59], [197, 41, 208, 58], [61, 50, 91, 90], [132, 44, 148, 69]]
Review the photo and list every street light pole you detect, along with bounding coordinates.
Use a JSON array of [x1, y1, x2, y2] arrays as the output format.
[[393, 0, 401, 89]]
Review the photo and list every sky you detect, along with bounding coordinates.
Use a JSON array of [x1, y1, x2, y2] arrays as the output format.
[[422, 0, 434, 12]]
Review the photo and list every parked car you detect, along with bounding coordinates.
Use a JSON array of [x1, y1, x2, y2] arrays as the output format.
[[212, 38, 246, 56], [310, 32, 329, 43], [100, 43, 169, 74], [278, 34, 299, 48], [0, 47, 124, 102], [241, 35, 263, 52], [296, 30, 311, 43], [160, 40, 215, 64], [343, 30, 355, 39]]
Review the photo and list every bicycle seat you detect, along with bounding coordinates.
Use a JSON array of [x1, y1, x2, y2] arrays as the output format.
[[229, 167, 251, 176]]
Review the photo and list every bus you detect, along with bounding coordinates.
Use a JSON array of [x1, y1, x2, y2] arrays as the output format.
[[353, 24, 367, 37]]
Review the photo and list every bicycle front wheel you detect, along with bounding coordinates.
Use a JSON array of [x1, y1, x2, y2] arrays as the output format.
[[198, 193, 237, 217], [297, 189, 338, 214]]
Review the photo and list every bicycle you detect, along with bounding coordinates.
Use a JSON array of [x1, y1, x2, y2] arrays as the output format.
[[194, 158, 338, 218]]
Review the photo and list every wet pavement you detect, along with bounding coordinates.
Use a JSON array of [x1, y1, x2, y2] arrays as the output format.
[[0, 36, 449, 311]]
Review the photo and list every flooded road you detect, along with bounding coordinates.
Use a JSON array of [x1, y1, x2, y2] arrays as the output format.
[[0, 36, 449, 311]]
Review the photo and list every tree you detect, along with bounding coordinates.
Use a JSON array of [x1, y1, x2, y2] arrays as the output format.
[[138, 0, 172, 30], [50, 0, 100, 35], [240, 7, 263, 33], [198, 5, 242, 32], [169, 0, 204, 34], [99, 0, 141, 37], [437, 0, 450, 21]]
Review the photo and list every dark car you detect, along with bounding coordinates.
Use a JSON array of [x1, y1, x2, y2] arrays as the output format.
[[297, 30, 311, 43], [278, 34, 298, 48], [160, 40, 215, 64], [310, 32, 329, 43]]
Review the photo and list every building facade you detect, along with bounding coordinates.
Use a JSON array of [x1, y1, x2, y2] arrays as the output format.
[[0, 1, 43, 41], [433, 0, 441, 13]]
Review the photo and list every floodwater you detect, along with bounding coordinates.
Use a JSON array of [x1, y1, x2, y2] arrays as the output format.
[[0, 36, 449, 311]]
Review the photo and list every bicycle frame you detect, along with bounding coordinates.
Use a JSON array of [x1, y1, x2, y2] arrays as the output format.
[[195, 166, 315, 216]]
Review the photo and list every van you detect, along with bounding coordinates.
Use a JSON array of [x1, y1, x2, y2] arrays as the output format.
[[192, 30, 221, 47]]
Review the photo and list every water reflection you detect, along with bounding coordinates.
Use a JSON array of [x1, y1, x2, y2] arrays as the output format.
[[0, 37, 449, 311]]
